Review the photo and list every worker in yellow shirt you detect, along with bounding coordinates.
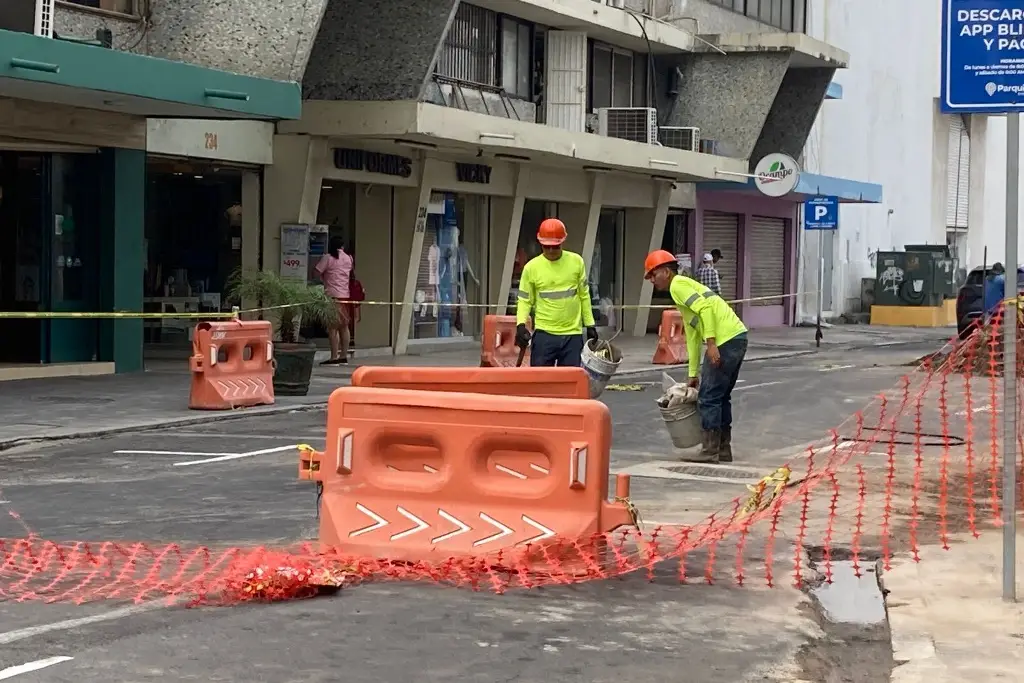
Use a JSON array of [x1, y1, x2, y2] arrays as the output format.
[[515, 218, 598, 367], [644, 249, 748, 463]]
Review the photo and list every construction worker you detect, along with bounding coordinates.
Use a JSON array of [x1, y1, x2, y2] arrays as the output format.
[[644, 249, 748, 463], [515, 218, 598, 367]]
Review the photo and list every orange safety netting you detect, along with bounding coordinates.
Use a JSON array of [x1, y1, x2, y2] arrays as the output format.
[[2, 311, 1023, 606]]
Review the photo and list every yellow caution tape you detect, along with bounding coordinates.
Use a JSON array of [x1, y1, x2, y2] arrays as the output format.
[[740, 465, 792, 518], [0, 291, 815, 320]]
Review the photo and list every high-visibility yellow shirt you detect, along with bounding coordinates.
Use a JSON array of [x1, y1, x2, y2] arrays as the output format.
[[668, 275, 747, 378], [516, 251, 596, 335]]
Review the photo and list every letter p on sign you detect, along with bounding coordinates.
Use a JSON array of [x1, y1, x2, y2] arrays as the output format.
[[814, 205, 829, 221]]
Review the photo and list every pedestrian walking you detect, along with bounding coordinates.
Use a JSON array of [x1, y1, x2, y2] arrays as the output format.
[[644, 249, 748, 463], [315, 236, 354, 365], [696, 252, 721, 295], [515, 218, 598, 367]]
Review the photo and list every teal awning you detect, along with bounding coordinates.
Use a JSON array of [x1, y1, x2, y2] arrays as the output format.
[[0, 29, 300, 120]]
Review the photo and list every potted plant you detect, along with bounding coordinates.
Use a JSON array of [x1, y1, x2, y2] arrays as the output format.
[[226, 269, 340, 396]]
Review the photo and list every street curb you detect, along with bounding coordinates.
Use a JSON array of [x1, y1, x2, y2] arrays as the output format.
[[0, 402, 326, 452]]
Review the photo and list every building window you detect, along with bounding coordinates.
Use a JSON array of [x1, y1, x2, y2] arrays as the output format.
[[705, 0, 805, 32], [590, 43, 635, 110], [60, 0, 137, 15], [437, 3, 498, 86], [500, 17, 532, 98]]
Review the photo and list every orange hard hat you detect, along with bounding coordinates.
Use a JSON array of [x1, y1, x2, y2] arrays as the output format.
[[644, 249, 678, 277], [537, 218, 567, 246]]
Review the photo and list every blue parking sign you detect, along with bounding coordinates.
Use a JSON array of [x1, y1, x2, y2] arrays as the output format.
[[803, 196, 838, 231], [941, 0, 1024, 112]]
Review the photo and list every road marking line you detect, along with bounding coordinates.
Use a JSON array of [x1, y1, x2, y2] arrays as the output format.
[[115, 449, 236, 457], [171, 445, 299, 467], [733, 381, 785, 391], [0, 656, 74, 679], [0, 600, 168, 646]]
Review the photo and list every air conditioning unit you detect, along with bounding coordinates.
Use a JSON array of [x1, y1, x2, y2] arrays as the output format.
[[606, 0, 626, 8], [658, 126, 700, 152], [597, 107, 658, 145], [0, 0, 52, 36]]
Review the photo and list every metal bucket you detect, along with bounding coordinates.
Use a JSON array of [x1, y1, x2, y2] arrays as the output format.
[[581, 338, 622, 399], [660, 402, 701, 449]]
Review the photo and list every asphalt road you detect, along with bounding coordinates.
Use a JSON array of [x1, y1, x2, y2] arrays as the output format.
[[0, 345, 929, 682]]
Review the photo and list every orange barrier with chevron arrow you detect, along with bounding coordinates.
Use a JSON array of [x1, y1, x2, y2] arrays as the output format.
[[188, 320, 275, 410], [299, 385, 635, 570], [351, 365, 589, 399]]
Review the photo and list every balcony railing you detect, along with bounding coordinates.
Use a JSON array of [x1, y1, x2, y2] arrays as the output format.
[[424, 73, 528, 122]]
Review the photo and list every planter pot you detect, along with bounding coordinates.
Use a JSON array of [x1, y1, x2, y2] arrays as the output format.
[[273, 342, 317, 396]]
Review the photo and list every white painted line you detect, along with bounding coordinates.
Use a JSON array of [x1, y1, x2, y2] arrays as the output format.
[[733, 381, 785, 392], [495, 464, 527, 479], [0, 600, 167, 645], [171, 445, 298, 467], [819, 364, 856, 372], [529, 463, 550, 474], [116, 449, 235, 457], [147, 432, 325, 440], [0, 656, 74, 679]]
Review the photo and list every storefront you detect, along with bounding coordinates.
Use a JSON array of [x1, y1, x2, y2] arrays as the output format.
[[0, 26, 300, 378], [143, 119, 272, 356], [262, 136, 675, 355], [695, 155, 884, 327]]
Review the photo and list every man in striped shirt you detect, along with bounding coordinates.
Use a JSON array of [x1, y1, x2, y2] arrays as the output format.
[[696, 252, 721, 294]]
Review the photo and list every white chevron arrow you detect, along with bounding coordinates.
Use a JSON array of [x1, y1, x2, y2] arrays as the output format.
[[350, 503, 389, 537], [432, 509, 472, 544], [390, 506, 430, 541], [520, 515, 556, 545], [473, 512, 514, 546]]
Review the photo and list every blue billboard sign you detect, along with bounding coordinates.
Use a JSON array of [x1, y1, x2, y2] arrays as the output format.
[[941, 0, 1024, 112], [803, 196, 839, 231]]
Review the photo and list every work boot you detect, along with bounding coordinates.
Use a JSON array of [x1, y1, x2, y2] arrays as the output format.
[[720, 426, 733, 463], [680, 429, 721, 463]]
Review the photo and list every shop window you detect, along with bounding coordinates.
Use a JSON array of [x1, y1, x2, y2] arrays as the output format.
[[590, 43, 635, 111], [436, 3, 498, 86], [410, 193, 488, 341], [500, 17, 532, 99], [660, 211, 692, 272], [61, 0, 138, 16], [507, 200, 556, 314]]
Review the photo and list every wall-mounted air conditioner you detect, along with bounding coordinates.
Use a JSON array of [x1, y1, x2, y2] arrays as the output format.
[[658, 126, 700, 152], [606, 0, 626, 8], [0, 0, 51, 36], [597, 107, 658, 145]]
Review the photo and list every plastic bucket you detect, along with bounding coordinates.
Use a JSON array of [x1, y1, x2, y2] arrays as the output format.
[[582, 338, 622, 399], [660, 402, 701, 449]]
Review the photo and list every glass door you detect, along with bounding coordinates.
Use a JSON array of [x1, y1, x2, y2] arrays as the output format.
[[45, 153, 101, 363], [591, 208, 624, 335]]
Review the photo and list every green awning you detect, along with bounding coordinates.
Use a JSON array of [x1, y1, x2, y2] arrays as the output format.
[[0, 28, 300, 120]]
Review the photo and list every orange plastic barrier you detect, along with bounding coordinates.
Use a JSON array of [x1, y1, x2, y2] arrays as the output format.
[[480, 315, 529, 367], [189, 320, 275, 410], [351, 366, 589, 399], [299, 387, 634, 568], [652, 309, 686, 365]]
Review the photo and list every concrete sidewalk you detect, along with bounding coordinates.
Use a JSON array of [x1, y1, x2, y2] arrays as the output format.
[[884, 529, 1024, 682], [0, 323, 952, 448]]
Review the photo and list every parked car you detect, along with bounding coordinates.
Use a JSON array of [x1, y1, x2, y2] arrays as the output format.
[[955, 265, 1024, 339]]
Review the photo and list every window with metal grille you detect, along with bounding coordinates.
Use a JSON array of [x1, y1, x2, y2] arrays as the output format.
[[590, 43, 635, 110], [437, 3, 498, 86], [704, 0, 805, 32]]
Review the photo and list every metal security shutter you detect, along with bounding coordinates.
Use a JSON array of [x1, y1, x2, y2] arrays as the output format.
[[749, 216, 786, 306], [946, 115, 970, 229], [701, 211, 739, 302]]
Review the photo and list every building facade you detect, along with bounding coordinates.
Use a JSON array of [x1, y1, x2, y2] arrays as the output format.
[[258, 0, 874, 355], [0, 0, 301, 376]]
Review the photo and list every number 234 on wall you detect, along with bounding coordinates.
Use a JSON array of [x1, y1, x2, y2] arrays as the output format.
[[204, 133, 218, 150]]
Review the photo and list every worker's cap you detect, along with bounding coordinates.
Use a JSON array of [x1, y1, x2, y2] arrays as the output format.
[[702, 253, 713, 262]]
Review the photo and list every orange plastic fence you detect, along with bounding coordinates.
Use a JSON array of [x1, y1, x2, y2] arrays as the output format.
[[652, 309, 686, 365], [351, 366, 589, 399], [301, 386, 634, 571], [5, 311, 1024, 605], [481, 315, 529, 367], [188, 320, 275, 410]]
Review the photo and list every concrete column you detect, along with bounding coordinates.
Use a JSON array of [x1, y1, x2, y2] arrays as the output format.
[[630, 181, 672, 337], [240, 171, 261, 311], [495, 165, 530, 314], [580, 172, 607, 274], [261, 135, 327, 276], [930, 101, 952, 245], [393, 157, 438, 355]]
